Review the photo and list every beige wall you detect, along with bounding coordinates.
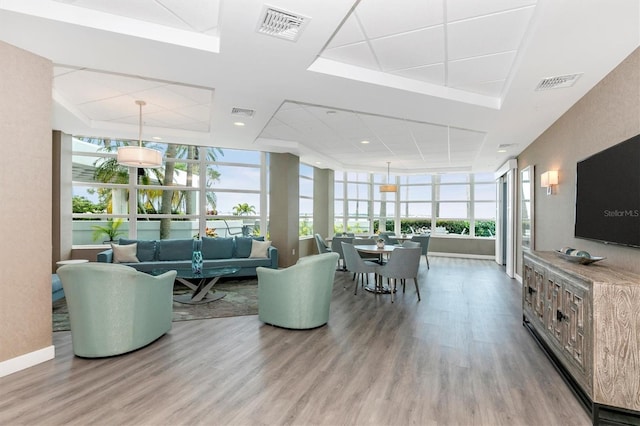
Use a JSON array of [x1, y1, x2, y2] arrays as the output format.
[[517, 47, 640, 276], [0, 42, 52, 363]]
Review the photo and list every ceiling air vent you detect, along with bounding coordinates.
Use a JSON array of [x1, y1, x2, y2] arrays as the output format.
[[231, 107, 255, 117], [535, 73, 582, 91], [257, 6, 309, 41]]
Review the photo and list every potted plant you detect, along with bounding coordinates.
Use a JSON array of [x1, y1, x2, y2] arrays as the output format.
[[92, 218, 125, 243]]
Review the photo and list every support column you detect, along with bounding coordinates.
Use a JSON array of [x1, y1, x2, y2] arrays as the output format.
[[269, 153, 299, 267]]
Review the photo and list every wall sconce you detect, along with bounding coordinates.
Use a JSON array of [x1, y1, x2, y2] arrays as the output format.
[[541, 170, 558, 195]]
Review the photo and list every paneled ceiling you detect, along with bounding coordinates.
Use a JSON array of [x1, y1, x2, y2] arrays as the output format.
[[0, 0, 638, 174]]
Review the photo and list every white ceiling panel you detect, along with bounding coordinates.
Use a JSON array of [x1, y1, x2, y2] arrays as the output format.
[[158, 0, 220, 32], [447, 51, 516, 87], [370, 26, 445, 71], [447, 7, 535, 61], [56, 0, 193, 30], [5, 0, 636, 174], [450, 80, 505, 97], [325, 14, 366, 49], [355, 0, 444, 39], [446, 0, 537, 22], [391, 63, 444, 85], [321, 42, 379, 70]]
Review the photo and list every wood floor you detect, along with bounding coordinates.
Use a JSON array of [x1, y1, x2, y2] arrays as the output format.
[[0, 257, 591, 426]]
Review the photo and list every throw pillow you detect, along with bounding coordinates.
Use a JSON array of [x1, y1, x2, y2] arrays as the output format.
[[119, 238, 156, 262], [111, 243, 140, 263], [234, 236, 265, 258], [249, 240, 271, 258]]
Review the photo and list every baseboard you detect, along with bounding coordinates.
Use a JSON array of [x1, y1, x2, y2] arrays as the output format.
[[515, 273, 522, 283], [429, 252, 495, 260], [0, 345, 55, 378]]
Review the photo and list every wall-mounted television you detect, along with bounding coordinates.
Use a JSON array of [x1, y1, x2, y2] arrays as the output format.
[[574, 134, 640, 248]]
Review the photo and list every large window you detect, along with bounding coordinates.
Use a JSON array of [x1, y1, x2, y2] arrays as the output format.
[[71, 138, 265, 244], [334, 171, 496, 238], [299, 163, 314, 236], [334, 171, 372, 236]]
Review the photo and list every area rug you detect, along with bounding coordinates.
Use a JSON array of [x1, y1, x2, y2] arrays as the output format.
[[52, 278, 258, 332]]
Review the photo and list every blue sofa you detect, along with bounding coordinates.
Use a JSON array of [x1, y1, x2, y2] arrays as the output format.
[[97, 236, 278, 277]]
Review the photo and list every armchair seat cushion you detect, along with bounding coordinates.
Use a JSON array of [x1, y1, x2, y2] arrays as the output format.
[[56, 263, 177, 358], [257, 252, 339, 329]]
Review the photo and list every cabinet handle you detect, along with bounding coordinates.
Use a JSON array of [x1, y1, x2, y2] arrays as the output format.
[[556, 310, 568, 322], [528, 286, 537, 294]]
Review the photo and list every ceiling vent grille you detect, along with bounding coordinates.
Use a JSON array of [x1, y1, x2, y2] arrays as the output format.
[[536, 73, 582, 91], [231, 107, 255, 117], [257, 6, 309, 41]]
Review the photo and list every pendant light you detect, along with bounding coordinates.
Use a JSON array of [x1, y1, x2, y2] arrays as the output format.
[[117, 100, 163, 168], [379, 161, 398, 192]]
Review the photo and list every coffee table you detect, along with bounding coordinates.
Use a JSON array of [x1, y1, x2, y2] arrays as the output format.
[[152, 266, 240, 304]]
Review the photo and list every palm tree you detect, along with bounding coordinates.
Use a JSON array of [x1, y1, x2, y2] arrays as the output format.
[[91, 138, 225, 239], [172, 145, 224, 214], [232, 202, 256, 216]]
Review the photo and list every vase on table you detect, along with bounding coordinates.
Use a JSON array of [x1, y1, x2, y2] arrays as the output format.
[[376, 240, 385, 249], [192, 239, 203, 275]]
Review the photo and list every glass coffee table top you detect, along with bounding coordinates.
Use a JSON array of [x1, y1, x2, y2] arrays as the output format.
[[151, 266, 240, 278], [152, 266, 241, 304]]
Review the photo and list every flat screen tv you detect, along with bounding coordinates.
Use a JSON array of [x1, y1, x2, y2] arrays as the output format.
[[574, 134, 640, 248]]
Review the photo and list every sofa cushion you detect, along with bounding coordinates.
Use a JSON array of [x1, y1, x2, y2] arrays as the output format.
[[119, 238, 156, 262], [111, 242, 140, 263], [249, 240, 272, 258], [202, 237, 234, 259], [157, 239, 194, 261], [234, 236, 265, 258]]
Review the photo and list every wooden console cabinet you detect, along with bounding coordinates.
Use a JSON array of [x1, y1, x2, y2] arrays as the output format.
[[523, 251, 640, 425]]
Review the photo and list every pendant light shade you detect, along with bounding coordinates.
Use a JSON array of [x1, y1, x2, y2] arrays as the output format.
[[117, 100, 162, 168], [380, 161, 398, 192]]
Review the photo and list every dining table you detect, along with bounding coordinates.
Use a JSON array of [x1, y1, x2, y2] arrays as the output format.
[[353, 244, 400, 294]]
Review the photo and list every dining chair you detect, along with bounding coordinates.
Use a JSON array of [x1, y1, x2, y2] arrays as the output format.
[[331, 236, 353, 271], [401, 241, 421, 248], [376, 247, 421, 303], [341, 242, 379, 295], [352, 238, 379, 262], [315, 234, 331, 255], [378, 231, 400, 245], [410, 234, 431, 268]]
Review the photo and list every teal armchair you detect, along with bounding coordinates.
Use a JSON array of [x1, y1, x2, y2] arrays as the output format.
[[257, 252, 339, 329], [56, 263, 177, 358]]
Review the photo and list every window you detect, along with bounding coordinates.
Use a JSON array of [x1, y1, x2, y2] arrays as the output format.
[[299, 163, 314, 236], [335, 171, 496, 239], [71, 138, 265, 244], [335, 171, 373, 236], [399, 175, 432, 234]]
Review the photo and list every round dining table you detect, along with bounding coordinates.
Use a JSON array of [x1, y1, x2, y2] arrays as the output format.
[[353, 244, 400, 294]]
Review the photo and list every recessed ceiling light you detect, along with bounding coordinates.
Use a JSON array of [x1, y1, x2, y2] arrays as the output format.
[[326, 110, 337, 115], [315, 161, 322, 165], [497, 149, 507, 153], [360, 140, 370, 144], [234, 121, 245, 127], [152, 136, 162, 140]]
